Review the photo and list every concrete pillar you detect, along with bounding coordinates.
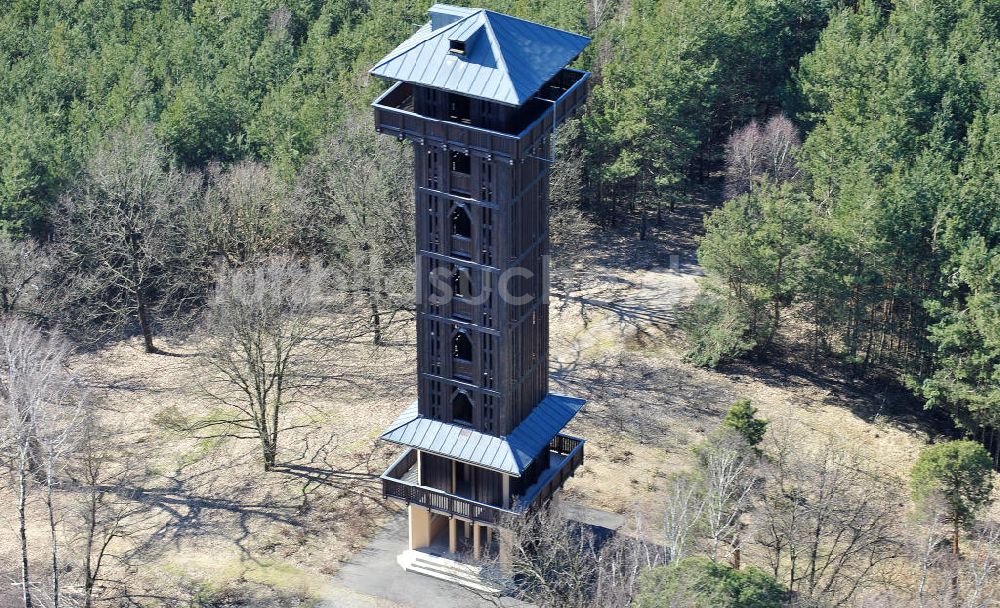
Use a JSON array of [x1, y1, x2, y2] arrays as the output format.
[[408, 506, 432, 550], [502, 475, 510, 509], [473, 523, 481, 560], [498, 528, 514, 573], [486, 526, 493, 550], [449, 517, 458, 554]]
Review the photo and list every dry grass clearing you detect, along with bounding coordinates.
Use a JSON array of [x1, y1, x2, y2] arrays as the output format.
[[0, 212, 963, 606]]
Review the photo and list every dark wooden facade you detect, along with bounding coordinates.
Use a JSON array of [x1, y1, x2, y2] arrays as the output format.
[[376, 66, 589, 517], [410, 76, 578, 439]]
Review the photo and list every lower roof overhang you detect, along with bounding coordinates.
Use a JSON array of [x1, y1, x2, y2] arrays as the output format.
[[379, 393, 585, 477]]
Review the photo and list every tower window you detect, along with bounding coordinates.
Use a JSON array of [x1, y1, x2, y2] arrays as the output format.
[[451, 206, 471, 238], [453, 331, 473, 362], [449, 39, 466, 55], [450, 151, 471, 175], [452, 391, 473, 424]]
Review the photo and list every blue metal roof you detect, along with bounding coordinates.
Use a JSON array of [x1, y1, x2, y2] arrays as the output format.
[[380, 393, 586, 476], [370, 4, 590, 107]]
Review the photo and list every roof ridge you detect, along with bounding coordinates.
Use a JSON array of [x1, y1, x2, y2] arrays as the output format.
[[477, 12, 517, 103]]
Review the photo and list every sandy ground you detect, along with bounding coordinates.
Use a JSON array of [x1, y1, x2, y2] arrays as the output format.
[[0, 206, 955, 606]]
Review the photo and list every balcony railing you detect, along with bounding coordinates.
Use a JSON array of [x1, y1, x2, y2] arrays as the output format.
[[380, 434, 585, 526], [529, 434, 585, 510], [373, 69, 589, 162]]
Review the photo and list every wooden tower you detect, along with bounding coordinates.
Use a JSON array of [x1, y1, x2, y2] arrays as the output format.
[[372, 3, 590, 567]]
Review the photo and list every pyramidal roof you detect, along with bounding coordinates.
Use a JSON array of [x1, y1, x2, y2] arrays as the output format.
[[370, 4, 590, 107]]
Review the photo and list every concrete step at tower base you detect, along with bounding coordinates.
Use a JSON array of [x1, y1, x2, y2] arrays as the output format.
[[396, 549, 502, 594]]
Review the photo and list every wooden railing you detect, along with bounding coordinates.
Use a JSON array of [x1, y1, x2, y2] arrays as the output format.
[[373, 87, 520, 160], [383, 476, 513, 525], [372, 69, 589, 162], [385, 446, 417, 479], [549, 433, 582, 456], [381, 435, 585, 525]]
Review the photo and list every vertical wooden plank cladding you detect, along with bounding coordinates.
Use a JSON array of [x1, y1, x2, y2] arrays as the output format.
[[378, 66, 589, 508]]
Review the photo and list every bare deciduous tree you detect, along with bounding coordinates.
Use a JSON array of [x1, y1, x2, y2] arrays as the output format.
[[908, 505, 1000, 608], [478, 506, 666, 608], [661, 471, 706, 563], [912, 497, 953, 608], [754, 431, 903, 605], [693, 429, 759, 566], [198, 255, 330, 471], [199, 160, 293, 266], [594, 515, 669, 608], [724, 114, 801, 199], [961, 521, 1000, 608], [0, 234, 50, 318], [294, 115, 413, 344], [0, 319, 86, 608], [52, 127, 199, 353], [73, 425, 145, 608]]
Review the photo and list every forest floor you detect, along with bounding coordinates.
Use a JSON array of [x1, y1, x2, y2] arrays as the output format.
[[0, 195, 958, 607]]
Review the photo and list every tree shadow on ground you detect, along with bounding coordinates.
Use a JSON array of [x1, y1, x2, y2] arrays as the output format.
[[717, 346, 958, 442]]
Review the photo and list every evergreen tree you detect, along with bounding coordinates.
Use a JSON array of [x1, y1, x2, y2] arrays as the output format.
[[723, 399, 768, 449], [910, 440, 995, 556]]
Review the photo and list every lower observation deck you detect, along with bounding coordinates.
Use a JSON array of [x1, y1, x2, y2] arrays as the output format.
[[381, 434, 584, 525]]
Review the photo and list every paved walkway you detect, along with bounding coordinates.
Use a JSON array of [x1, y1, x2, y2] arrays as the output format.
[[321, 503, 624, 608], [321, 514, 517, 608]]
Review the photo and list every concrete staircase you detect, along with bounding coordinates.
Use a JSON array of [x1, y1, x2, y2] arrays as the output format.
[[396, 549, 502, 594]]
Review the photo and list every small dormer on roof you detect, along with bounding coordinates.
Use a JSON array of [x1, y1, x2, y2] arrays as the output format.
[[447, 21, 484, 56], [370, 3, 590, 107]]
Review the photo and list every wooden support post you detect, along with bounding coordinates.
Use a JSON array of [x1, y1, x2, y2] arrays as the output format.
[[473, 523, 481, 560], [449, 517, 458, 554], [486, 526, 493, 550], [465, 520, 471, 539]]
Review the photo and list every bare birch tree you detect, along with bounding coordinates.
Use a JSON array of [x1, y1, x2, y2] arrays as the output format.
[[0, 319, 85, 608], [37, 379, 88, 608], [960, 521, 1000, 608], [661, 472, 706, 562], [693, 429, 759, 566], [912, 497, 953, 608], [479, 506, 666, 608], [724, 114, 801, 199], [198, 255, 330, 471]]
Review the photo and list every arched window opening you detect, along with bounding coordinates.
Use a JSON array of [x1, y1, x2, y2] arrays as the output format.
[[452, 392, 473, 424], [451, 206, 472, 239], [453, 331, 473, 362]]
